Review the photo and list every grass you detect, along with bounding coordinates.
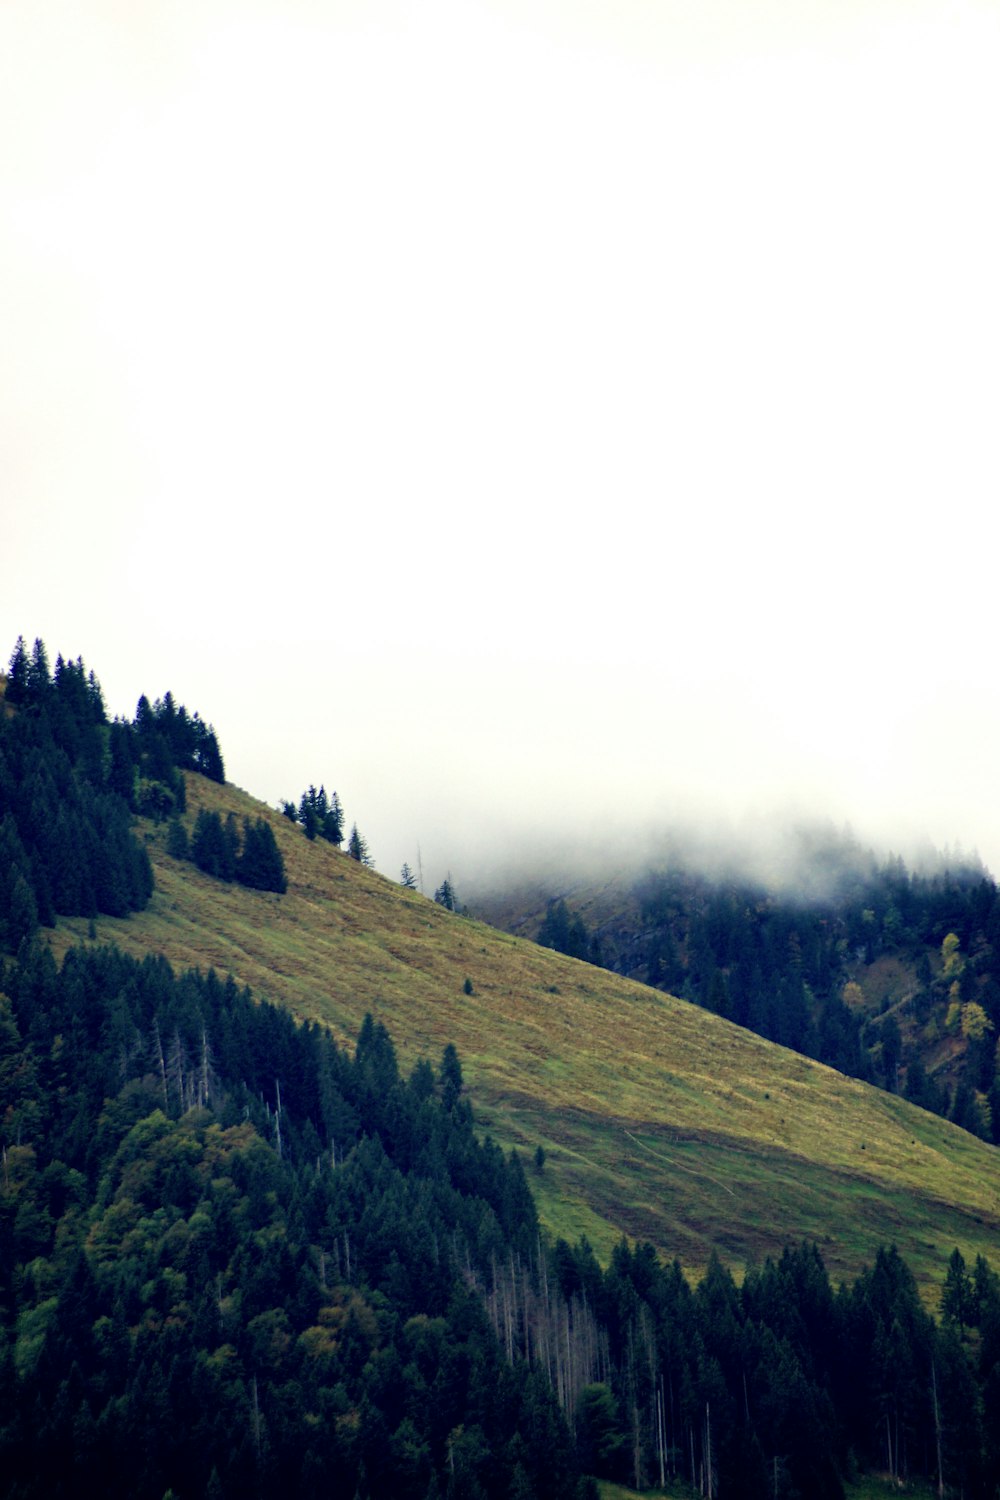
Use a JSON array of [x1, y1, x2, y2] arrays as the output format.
[[49, 773, 1000, 1302], [844, 1479, 938, 1500], [597, 1484, 692, 1500], [594, 1474, 937, 1499]]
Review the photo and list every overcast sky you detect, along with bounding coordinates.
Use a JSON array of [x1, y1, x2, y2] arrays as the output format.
[[3, 0, 999, 889]]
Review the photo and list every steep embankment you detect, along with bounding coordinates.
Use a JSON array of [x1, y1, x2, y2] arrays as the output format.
[[50, 773, 1000, 1298]]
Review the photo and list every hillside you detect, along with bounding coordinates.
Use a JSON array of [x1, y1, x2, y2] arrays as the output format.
[[49, 772, 1000, 1300], [470, 845, 1000, 1141]]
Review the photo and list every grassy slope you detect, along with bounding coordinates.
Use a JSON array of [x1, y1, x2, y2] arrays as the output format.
[[49, 775, 1000, 1300], [597, 1480, 938, 1500], [473, 871, 978, 1099]]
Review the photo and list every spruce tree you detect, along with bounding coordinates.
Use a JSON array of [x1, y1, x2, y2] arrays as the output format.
[[26, 637, 51, 700], [299, 787, 320, 840], [322, 790, 344, 846], [5, 635, 29, 703], [237, 817, 287, 894], [348, 824, 372, 866]]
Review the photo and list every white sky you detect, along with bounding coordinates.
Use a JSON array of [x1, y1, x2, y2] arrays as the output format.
[[3, 0, 999, 889]]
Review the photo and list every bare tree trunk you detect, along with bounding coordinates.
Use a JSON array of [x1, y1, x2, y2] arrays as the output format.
[[199, 1026, 212, 1107], [251, 1375, 262, 1459], [932, 1362, 945, 1499], [656, 1379, 666, 1489], [153, 1018, 168, 1109], [168, 1030, 188, 1112], [632, 1400, 642, 1492]]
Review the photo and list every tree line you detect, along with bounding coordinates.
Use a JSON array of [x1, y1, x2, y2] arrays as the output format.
[[480, 1231, 1000, 1499], [281, 784, 374, 868], [0, 639, 155, 947], [167, 808, 288, 894], [0, 636, 290, 936]]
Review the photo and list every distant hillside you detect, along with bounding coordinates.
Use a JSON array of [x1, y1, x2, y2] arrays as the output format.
[[469, 835, 1000, 1145], [44, 771, 1000, 1303]]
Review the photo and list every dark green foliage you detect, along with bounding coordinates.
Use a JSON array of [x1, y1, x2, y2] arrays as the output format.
[[0, 643, 154, 948], [903, 1055, 949, 1116], [439, 1043, 463, 1110], [538, 898, 591, 962], [348, 823, 373, 866], [434, 877, 459, 912], [474, 1224, 1000, 1499], [321, 790, 344, 846], [237, 817, 287, 893], [5, 635, 30, 704], [0, 637, 232, 952], [575, 1384, 625, 1479], [107, 719, 138, 806], [191, 809, 238, 881], [187, 810, 286, 893], [288, 785, 344, 846], [942, 1247, 973, 1337], [133, 689, 224, 784], [0, 938, 996, 1499], [0, 942, 579, 1499]]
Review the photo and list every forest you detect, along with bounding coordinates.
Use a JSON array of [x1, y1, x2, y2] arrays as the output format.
[[0, 636, 284, 958], [2, 940, 1000, 1498], [3, 637, 1000, 1496]]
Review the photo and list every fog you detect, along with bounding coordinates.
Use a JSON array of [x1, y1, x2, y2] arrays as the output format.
[[3, 1, 999, 896]]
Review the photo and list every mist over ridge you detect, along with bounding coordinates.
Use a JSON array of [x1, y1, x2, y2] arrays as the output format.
[[425, 800, 992, 914]]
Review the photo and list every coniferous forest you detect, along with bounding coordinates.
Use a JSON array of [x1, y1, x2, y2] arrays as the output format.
[[3, 639, 1000, 1497], [4, 940, 1000, 1498]]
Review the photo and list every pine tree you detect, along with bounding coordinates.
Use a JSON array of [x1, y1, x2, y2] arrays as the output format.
[[237, 817, 287, 894], [299, 787, 320, 840], [941, 1248, 972, 1338], [191, 810, 229, 880], [194, 725, 225, 783], [322, 790, 344, 846], [348, 824, 372, 866], [439, 1043, 462, 1110], [107, 721, 137, 807], [26, 637, 51, 700], [5, 635, 29, 703]]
